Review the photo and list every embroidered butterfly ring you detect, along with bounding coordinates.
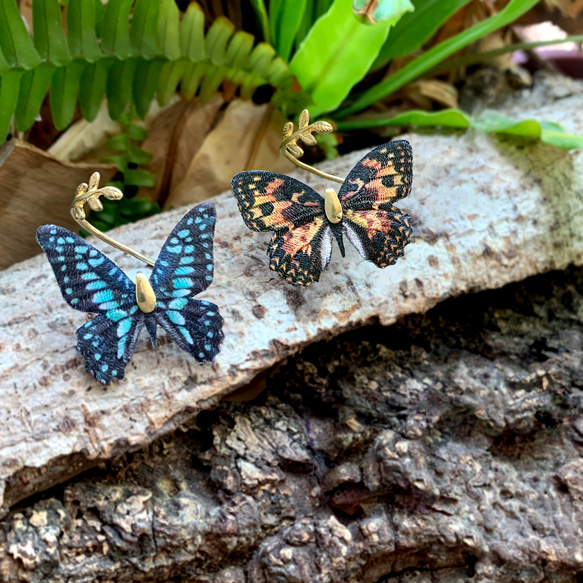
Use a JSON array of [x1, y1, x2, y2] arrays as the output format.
[[231, 110, 413, 287], [37, 173, 224, 385]]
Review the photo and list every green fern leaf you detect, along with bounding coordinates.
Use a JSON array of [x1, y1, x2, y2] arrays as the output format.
[[0, 70, 22, 141], [67, 0, 103, 62], [101, 0, 133, 58], [0, 0, 292, 145], [131, 0, 159, 58], [50, 61, 85, 130], [0, 0, 42, 69], [79, 59, 110, 121], [133, 58, 165, 118], [107, 58, 139, 119], [32, 0, 71, 66], [158, 0, 181, 61], [180, 3, 206, 61], [15, 64, 55, 131]]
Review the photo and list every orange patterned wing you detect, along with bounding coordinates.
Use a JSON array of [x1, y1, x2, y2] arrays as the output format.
[[268, 216, 334, 286], [342, 208, 412, 268], [231, 171, 324, 233], [338, 140, 412, 210]]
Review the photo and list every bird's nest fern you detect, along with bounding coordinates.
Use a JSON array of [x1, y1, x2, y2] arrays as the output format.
[[0, 0, 293, 145]]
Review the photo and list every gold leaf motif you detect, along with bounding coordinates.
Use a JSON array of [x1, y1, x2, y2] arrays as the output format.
[[283, 122, 294, 140], [300, 132, 318, 146], [88, 172, 100, 191], [98, 186, 124, 200], [298, 109, 310, 129], [311, 121, 333, 134], [288, 143, 304, 158], [87, 197, 104, 212]]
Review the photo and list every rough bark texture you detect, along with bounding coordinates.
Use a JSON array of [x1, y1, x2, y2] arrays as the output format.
[[1, 264, 582, 582], [1, 74, 583, 519]]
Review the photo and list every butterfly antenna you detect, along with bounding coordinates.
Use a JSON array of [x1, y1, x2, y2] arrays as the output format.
[[70, 172, 156, 267], [280, 110, 344, 185]]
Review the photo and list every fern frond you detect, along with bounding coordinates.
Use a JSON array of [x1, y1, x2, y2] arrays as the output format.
[[0, 0, 293, 145]]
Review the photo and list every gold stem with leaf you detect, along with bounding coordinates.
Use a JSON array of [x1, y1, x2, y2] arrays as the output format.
[[280, 110, 345, 223], [280, 109, 343, 184], [70, 172, 156, 267]]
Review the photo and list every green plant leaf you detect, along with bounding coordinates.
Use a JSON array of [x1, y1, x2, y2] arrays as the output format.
[[124, 168, 156, 187], [180, 61, 207, 100], [79, 59, 111, 121], [337, 0, 540, 117], [428, 34, 583, 75], [14, 63, 55, 131], [101, 0, 133, 58], [119, 197, 159, 215], [225, 31, 254, 69], [0, 0, 42, 69], [289, 0, 407, 117], [337, 108, 583, 151], [180, 3, 206, 60], [67, 0, 103, 62], [206, 17, 236, 66], [101, 154, 129, 171], [199, 64, 228, 101], [131, 0, 159, 58], [374, 0, 472, 69], [128, 124, 148, 141], [133, 58, 165, 118], [50, 60, 85, 129], [271, 0, 308, 61], [157, 60, 188, 106], [128, 146, 153, 164], [248, 43, 277, 79], [250, 0, 270, 44], [336, 108, 471, 130], [0, 70, 22, 140], [107, 133, 130, 151], [158, 0, 181, 61], [107, 57, 139, 120], [32, 0, 71, 66], [473, 111, 583, 150]]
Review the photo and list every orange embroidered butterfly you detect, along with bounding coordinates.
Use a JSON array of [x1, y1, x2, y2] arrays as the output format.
[[231, 140, 413, 286]]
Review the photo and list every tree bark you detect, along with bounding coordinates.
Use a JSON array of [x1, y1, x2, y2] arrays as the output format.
[[1, 264, 582, 582], [0, 72, 582, 539]]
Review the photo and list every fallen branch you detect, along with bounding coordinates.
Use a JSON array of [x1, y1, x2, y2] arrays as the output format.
[[0, 77, 582, 514]]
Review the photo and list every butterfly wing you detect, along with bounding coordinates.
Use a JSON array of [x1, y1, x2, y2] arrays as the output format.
[[342, 209, 412, 268], [37, 225, 143, 385], [231, 171, 325, 233], [268, 216, 334, 286], [232, 172, 333, 286], [338, 140, 413, 210], [76, 310, 143, 384], [338, 141, 413, 267], [150, 203, 224, 362]]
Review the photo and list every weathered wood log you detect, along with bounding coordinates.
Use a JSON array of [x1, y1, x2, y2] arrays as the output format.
[[1, 75, 583, 519], [0, 265, 582, 582]]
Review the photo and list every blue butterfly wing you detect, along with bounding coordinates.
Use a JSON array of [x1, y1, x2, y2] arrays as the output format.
[[76, 310, 143, 384], [37, 225, 135, 313], [155, 299, 224, 363], [150, 203, 217, 297], [37, 225, 143, 385], [149, 203, 224, 362]]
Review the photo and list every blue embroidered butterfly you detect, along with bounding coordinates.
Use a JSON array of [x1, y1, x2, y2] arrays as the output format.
[[36, 203, 224, 385]]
